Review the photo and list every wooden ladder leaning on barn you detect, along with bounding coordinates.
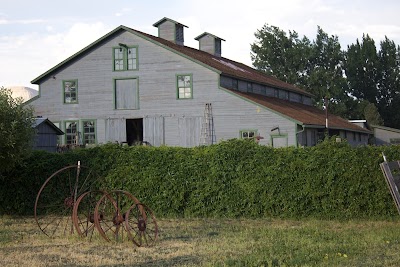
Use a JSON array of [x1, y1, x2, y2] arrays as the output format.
[[200, 103, 216, 145], [380, 153, 400, 215]]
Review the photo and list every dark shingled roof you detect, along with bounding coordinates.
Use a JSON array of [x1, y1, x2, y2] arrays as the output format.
[[129, 27, 313, 97], [227, 89, 371, 133]]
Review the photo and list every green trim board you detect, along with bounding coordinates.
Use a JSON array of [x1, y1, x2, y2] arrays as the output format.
[[270, 133, 288, 147], [113, 76, 140, 110], [176, 74, 193, 99]]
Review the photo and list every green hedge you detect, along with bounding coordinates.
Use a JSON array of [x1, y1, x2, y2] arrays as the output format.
[[1, 138, 400, 219]]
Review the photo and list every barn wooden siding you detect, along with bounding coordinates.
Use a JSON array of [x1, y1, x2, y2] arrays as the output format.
[[33, 122, 60, 152]]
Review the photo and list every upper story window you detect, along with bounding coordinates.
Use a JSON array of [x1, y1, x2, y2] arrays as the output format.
[[177, 74, 193, 99], [63, 80, 78, 104], [113, 45, 138, 71]]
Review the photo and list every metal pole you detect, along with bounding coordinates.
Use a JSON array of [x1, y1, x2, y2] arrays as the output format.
[[325, 97, 329, 137]]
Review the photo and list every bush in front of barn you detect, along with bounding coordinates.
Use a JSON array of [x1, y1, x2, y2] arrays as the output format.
[[1, 138, 400, 219]]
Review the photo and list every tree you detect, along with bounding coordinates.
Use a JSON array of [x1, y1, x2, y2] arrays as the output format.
[[0, 87, 35, 173], [307, 27, 347, 111], [363, 102, 384, 126], [251, 24, 349, 116], [251, 24, 312, 86], [376, 37, 400, 128], [345, 35, 379, 104]]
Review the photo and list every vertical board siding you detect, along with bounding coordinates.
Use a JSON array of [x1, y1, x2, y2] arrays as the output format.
[[143, 116, 165, 146], [30, 30, 299, 147]]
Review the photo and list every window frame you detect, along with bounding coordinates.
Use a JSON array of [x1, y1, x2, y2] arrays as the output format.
[[112, 45, 139, 71], [52, 121, 62, 145], [176, 74, 193, 100], [64, 120, 80, 145], [240, 129, 258, 140], [82, 119, 97, 145], [270, 133, 289, 148], [62, 80, 78, 104]]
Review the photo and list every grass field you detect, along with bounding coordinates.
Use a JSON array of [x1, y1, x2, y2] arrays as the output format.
[[1, 216, 400, 266]]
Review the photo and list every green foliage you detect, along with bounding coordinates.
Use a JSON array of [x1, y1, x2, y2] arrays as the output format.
[[1, 140, 400, 219], [251, 23, 400, 127], [0, 87, 35, 174], [251, 24, 348, 116], [364, 102, 384, 126]]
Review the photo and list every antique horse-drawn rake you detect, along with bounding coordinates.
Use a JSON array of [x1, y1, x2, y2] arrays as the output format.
[[34, 162, 158, 246]]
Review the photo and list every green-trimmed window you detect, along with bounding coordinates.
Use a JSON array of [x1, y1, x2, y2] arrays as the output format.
[[65, 121, 79, 145], [177, 74, 192, 99], [113, 45, 138, 71], [53, 121, 62, 145], [240, 130, 257, 139], [63, 80, 78, 103], [114, 78, 139, 109], [82, 120, 96, 145]]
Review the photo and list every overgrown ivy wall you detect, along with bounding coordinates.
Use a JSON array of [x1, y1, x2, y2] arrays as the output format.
[[1, 138, 400, 219]]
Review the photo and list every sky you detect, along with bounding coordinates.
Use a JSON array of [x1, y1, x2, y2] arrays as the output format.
[[1, 0, 400, 90]]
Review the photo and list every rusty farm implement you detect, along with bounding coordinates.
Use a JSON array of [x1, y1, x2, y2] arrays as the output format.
[[34, 162, 158, 247]]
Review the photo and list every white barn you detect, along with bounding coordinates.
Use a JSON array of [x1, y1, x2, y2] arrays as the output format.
[[27, 17, 371, 148]]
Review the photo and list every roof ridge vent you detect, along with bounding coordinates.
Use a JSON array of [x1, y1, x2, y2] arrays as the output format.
[[195, 32, 225, 57], [153, 17, 188, 45]]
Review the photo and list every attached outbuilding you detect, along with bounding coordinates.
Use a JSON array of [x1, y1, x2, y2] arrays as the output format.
[[371, 125, 400, 145], [33, 118, 64, 152]]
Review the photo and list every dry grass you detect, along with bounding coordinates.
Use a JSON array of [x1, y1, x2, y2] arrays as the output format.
[[2, 216, 400, 266]]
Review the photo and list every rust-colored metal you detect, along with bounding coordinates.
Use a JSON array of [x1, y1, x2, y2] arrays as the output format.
[[34, 163, 100, 238], [35, 163, 158, 246], [72, 190, 105, 240], [94, 190, 141, 243], [125, 203, 158, 247]]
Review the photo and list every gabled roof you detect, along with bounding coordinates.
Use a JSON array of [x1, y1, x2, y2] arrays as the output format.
[[31, 25, 312, 97], [194, 32, 226, 41], [153, 17, 188, 28], [227, 89, 371, 133], [33, 118, 64, 135]]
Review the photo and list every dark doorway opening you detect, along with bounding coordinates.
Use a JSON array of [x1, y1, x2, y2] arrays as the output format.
[[126, 119, 143, 146]]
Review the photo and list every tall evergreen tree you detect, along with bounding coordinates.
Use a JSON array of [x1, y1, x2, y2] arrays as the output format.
[[251, 25, 348, 116], [307, 27, 347, 111], [345, 34, 379, 104], [251, 24, 311, 86], [376, 37, 400, 128]]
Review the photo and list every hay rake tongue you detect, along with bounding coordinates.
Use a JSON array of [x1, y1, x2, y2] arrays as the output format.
[[34, 162, 158, 247]]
